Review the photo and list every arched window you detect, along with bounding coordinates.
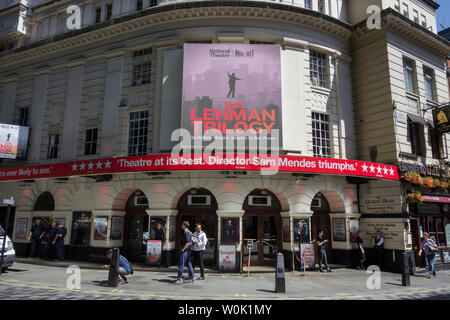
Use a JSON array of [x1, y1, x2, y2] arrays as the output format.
[[34, 192, 55, 211]]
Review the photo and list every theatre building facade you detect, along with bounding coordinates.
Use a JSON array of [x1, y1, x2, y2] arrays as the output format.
[[0, 0, 448, 272]]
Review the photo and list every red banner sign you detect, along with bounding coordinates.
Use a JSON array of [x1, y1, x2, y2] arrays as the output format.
[[0, 154, 399, 182], [422, 195, 450, 203]]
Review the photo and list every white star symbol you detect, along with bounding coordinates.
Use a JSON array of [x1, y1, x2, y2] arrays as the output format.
[[104, 160, 111, 168], [72, 163, 78, 171], [361, 163, 368, 172], [377, 166, 382, 174], [88, 162, 94, 170], [383, 167, 388, 175], [369, 164, 375, 173], [96, 161, 102, 169], [79, 163, 86, 170], [389, 167, 395, 176]]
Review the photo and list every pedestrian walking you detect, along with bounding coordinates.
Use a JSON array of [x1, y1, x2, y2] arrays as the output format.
[[44, 221, 57, 260], [28, 219, 46, 258], [53, 223, 67, 261], [104, 249, 134, 284], [316, 230, 332, 272], [191, 223, 208, 281], [419, 232, 439, 279], [372, 230, 384, 269], [356, 230, 365, 270], [176, 221, 195, 284]]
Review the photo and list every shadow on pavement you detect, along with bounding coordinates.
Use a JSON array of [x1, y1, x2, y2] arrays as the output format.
[[256, 289, 276, 294], [153, 278, 178, 284], [384, 282, 403, 287], [1, 268, 28, 273]]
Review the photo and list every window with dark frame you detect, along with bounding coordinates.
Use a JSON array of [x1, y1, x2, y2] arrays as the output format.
[[430, 129, 445, 160], [422, 217, 447, 249], [18, 107, 29, 126], [132, 48, 152, 86], [408, 120, 425, 156], [150, 0, 157, 7], [318, 0, 325, 13], [128, 110, 149, 156], [106, 4, 112, 20], [403, 58, 416, 93], [310, 50, 328, 88], [84, 128, 98, 155], [312, 112, 332, 158], [47, 134, 59, 159], [304, 0, 312, 9], [95, 7, 102, 23], [423, 67, 436, 101], [137, 0, 143, 11]]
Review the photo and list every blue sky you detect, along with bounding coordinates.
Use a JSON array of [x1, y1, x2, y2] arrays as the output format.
[[436, 0, 450, 32]]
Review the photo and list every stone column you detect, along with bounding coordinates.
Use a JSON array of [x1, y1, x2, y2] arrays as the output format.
[[61, 61, 85, 160], [147, 209, 178, 267], [28, 70, 50, 162], [216, 210, 244, 272], [100, 49, 126, 156]]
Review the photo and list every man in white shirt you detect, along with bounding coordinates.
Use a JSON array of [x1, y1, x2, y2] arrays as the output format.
[[191, 223, 208, 281], [373, 230, 385, 269]]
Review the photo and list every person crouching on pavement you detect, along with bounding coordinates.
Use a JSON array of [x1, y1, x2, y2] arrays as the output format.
[[176, 221, 195, 284], [104, 249, 133, 284]]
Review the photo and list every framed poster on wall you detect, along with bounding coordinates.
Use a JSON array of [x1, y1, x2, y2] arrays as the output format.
[[283, 217, 290, 242], [70, 211, 92, 245], [94, 216, 108, 240], [110, 216, 123, 240], [293, 219, 309, 243], [150, 217, 166, 241], [15, 218, 28, 239], [349, 219, 359, 242], [333, 218, 346, 242], [145, 240, 162, 265], [221, 218, 239, 244]]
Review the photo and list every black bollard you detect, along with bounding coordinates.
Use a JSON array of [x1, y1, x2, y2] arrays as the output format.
[[108, 248, 120, 287], [275, 253, 286, 293], [401, 251, 410, 286]]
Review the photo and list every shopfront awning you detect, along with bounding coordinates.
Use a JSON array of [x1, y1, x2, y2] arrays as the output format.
[[407, 114, 433, 127]]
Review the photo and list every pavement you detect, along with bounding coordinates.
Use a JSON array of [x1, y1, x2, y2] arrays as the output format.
[[0, 260, 449, 300]]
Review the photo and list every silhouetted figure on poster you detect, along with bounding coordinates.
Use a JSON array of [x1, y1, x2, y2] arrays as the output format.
[[227, 72, 241, 98]]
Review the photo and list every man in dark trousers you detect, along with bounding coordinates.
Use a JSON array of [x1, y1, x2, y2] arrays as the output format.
[[45, 221, 58, 260], [227, 72, 241, 98], [28, 219, 45, 258], [176, 221, 194, 284], [372, 230, 384, 269], [53, 223, 67, 261]]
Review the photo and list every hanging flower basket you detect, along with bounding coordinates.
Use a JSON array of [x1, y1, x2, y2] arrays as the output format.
[[423, 177, 435, 188], [404, 192, 423, 204]]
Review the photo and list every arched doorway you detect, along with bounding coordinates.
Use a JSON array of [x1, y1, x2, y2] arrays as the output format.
[[311, 193, 332, 265], [242, 189, 282, 266], [123, 190, 149, 262], [176, 188, 218, 266]]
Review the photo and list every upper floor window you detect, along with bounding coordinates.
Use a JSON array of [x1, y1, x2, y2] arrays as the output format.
[[310, 50, 328, 88], [413, 9, 419, 24], [132, 48, 152, 86], [84, 128, 98, 155], [18, 107, 29, 126], [47, 134, 59, 159], [150, 0, 157, 7], [106, 3, 113, 20], [408, 120, 425, 156], [95, 7, 102, 23], [423, 67, 436, 101], [403, 58, 416, 93], [137, 0, 143, 11], [394, 0, 400, 11], [128, 110, 149, 156], [402, 2, 409, 17], [431, 129, 445, 160], [304, 0, 312, 9], [421, 14, 427, 28], [318, 0, 325, 13], [312, 112, 332, 158]]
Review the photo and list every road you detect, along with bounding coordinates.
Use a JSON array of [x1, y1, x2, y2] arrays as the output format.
[[0, 262, 449, 300]]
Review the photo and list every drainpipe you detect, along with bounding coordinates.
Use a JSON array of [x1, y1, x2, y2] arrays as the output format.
[[334, 53, 343, 159]]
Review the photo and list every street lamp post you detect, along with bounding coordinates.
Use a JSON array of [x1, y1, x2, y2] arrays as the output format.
[[0, 197, 14, 276]]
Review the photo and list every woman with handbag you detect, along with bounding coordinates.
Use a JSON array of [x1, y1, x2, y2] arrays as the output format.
[[419, 232, 439, 279]]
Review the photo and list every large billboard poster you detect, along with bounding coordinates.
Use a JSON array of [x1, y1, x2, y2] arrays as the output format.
[[0, 123, 29, 160], [181, 43, 282, 148]]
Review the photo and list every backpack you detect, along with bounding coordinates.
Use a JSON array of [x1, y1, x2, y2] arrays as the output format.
[[191, 233, 200, 250]]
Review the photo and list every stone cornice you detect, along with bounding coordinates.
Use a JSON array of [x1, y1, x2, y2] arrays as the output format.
[[351, 8, 450, 58], [0, 1, 352, 68]]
